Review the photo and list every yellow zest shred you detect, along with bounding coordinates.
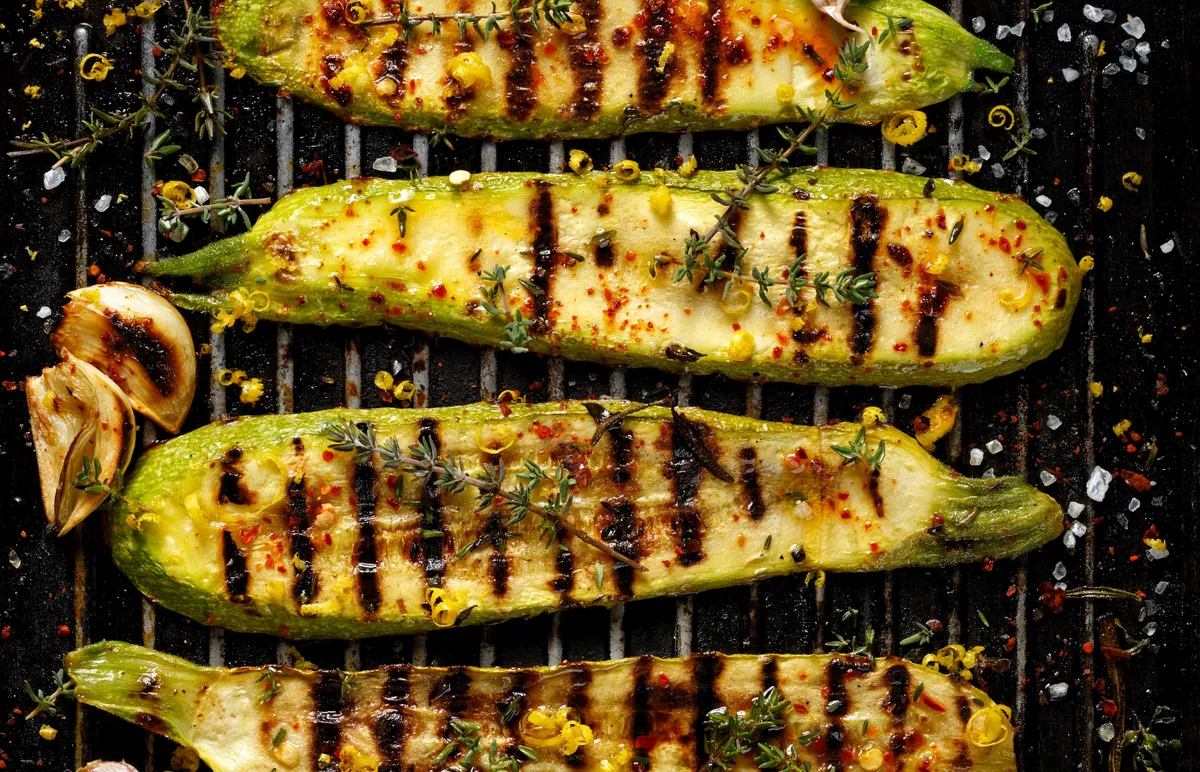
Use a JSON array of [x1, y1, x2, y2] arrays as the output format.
[[1121, 171, 1142, 191], [1097, 196, 1113, 212], [599, 745, 633, 772], [344, 0, 369, 24], [806, 570, 825, 587], [475, 424, 517, 454], [967, 703, 1013, 747], [655, 42, 675, 74], [520, 707, 595, 754], [161, 180, 195, 207], [1144, 537, 1166, 551], [211, 288, 271, 333], [915, 394, 958, 450], [24, 85, 42, 98], [287, 646, 318, 670], [649, 184, 672, 216], [997, 287, 1032, 312], [721, 287, 752, 316], [987, 105, 1015, 130], [922, 644, 986, 680], [497, 389, 523, 403], [613, 160, 641, 182], [776, 83, 796, 104], [426, 587, 470, 627], [103, 8, 127, 35], [80, 53, 113, 81], [678, 155, 698, 177], [39, 725, 58, 741], [881, 110, 928, 146], [1078, 255, 1094, 273], [922, 251, 949, 276], [339, 746, 380, 772], [727, 329, 755, 362], [393, 379, 417, 403], [948, 154, 981, 174], [374, 370, 395, 391], [568, 149, 593, 174], [1089, 381, 1103, 398], [1112, 419, 1131, 437], [216, 369, 246, 387], [129, 0, 165, 18], [859, 406, 885, 426], [239, 377, 265, 404], [446, 52, 492, 89]]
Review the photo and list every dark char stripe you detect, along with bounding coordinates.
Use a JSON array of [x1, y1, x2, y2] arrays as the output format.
[[610, 424, 635, 484], [668, 420, 706, 566], [823, 657, 873, 772], [287, 472, 317, 605], [715, 207, 744, 276], [489, 514, 510, 596], [916, 281, 954, 358], [565, 0, 603, 122], [868, 470, 886, 519], [599, 497, 642, 597], [375, 666, 411, 772], [222, 530, 249, 601], [353, 422, 382, 616], [761, 656, 780, 693], [564, 667, 594, 767], [634, 0, 675, 114], [739, 447, 765, 520], [529, 182, 558, 332], [849, 194, 886, 359], [698, 0, 726, 105], [418, 418, 447, 586], [631, 656, 654, 771], [692, 654, 723, 768], [789, 210, 808, 293], [431, 667, 471, 716], [503, 0, 538, 121], [501, 671, 539, 763], [104, 310, 176, 395], [312, 670, 345, 772], [881, 663, 910, 722], [219, 447, 250, 505], [553, 538, 575, 595], [376, 39, 410, 102]]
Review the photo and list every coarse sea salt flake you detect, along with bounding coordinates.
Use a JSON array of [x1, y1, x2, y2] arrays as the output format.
[[969, 448, 984, 466], [43, 166, 66, 190], [1047, 414, 1063, 430], [1070, 521, 1087, 538], [1121, 16, 1145, 38], [36, 306, 52, 319], [1083, 4, 1103, 22], [901, 157, 926, 175], [1009, 21, 1025, 37], [58, 229, 70, 243], [1052, 561, 1067, 580], [1128, 498, 1141, 512], [972, 16, 985, 33], [995, 24, 1010, 40], [977, 145, 991, 161], [1147, 547, 1169, 561], [985, 439, 1003, 454], [1063, 531, 1076, 549], [1154, 581, 1168, 595], [1039, 470, 1057, 487], [1160, 239, 1175, 254], [1120, 55, 1137, 71], [1086, 466, 1112, 501], [1036, 194, 1052, 207], [1067, 501, 1084, 518], [1057, 23, 1072, 42], [1063, 68, 1080, 83], [982, 469, 995, 479], [1098, 723, 1115, 743], [95, 194, 112, 212], [1046, 683, 1069, 701], [372, 156, 398, 173]]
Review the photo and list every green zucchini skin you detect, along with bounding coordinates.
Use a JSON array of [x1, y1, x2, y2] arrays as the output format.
[[214, 0, 1010, 140], [69, 641, 1018, 772], [145, 168, 1080, 388], [108, 401, 1062, 639]]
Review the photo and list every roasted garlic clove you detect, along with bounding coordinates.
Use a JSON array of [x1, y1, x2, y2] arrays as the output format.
[[811, 0, 863, 32], [26, 354, 136, 535], [52, 282, 196, 433]]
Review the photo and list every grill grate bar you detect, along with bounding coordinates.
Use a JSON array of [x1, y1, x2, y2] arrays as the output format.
[[409, 130, 432, 668]]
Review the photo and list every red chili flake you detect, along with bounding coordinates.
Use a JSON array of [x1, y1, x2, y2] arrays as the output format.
[[431, 282, 448, 299], [893, 342, 908, 352], [391, 241, 407, 253], [920, 693, 946, 712], [657, 672, 669, 687], [1015, 220, 1027, 230], [534, 423, 553, 439], [982, 557, 994, 572], [1082, 641, 1094, 654], [56, 625, 70, 637], [322, 449, 335, 462], [634, 735, 660, 751], [241, 526, 260, 545], [1100, 698, 1118, 717], [279, 625, 289, 637], [0, 626, 9, 638]]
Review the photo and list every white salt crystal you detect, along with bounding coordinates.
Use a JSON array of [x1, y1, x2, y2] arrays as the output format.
[[1045, 211, 1059, 225], [1036, 194, 1052, 207], [1120, 55, 1137, 71], [7, 549, 18, 569], [1136, 127, 1147, 140], [1144, 621, 1157, 636], [1032, 127, 1047, 139], [95, 194, 112, 212], [992, 163, 1006, 178], [194, 185, 210, 205], [1009, 21, 1025, 37], [995, 24, 1010, 41], [1070, 521, 1087, 537], [1068, 501, 1084, 518], [57, 229, 70, 243], [1043, 9, 1054, 22], [1083, 4, 1103, 22], [1102, 9, 1116, 24], [1098, 723, 1115, 743], [1103, 62, 1121, 76], [43, 166, 66, 190], [1136, 41, 1151, 56], [1054, 581, 1067, 591], [1147, 547, 1169, 560], [982, 469, 996, 479], [1121, 16, 1145, 39], [972, 16, 986, 33], [986, 439, 1003, 454], [1062, 68, 1080, 83], [969, 448, 984, 466], [1039, 470, 1057, 487], [901, 157, 926, 175], [1046, 682, 1069, 701], [1062, 531, 1076, 549], [898, 393, 912, 409], [977, 145, 991, 161], [36, 306, 52, 319], [1052, 561, 1067, 580], [1154, 581, 1168, 595], [1160, 239, 1175, 254], [1128, 498, 1141, 512], [372, 156, 398, 173], [1136, 72, 1149, 86], [1057, 23, 1072, 42], [1086, 466, 1112, 501], [1047, 414, 1062, 430]]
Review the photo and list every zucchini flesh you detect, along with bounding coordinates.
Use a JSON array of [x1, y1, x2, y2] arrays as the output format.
[[145, 169, 1080, 388], [108, 401, 1062, 639], [68, 641, 1018, 772], [214, 0, 1011, 139]]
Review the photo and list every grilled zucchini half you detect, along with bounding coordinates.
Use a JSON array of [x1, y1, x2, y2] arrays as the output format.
[[146, 169, 1080, 388], [69, 641, 1018, 772], [108, 401, 1062, 639], [213, 0, 1011, 140]]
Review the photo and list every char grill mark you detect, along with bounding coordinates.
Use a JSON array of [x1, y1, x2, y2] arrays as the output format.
[[352, 422, 382, 616], [103, 310, 175, 395], [667, 419, 706, 566], [691, 654, 724, 768], [631, 656, 654, 770], [218, 447, 250, 505], [599, 497, 642, 596], [822, 657, 873, 771], [417, 419, 447, 587], [788, 210, 808, 304], [444, 0, 478, 120], [489, 514, 510, 596], [698, 0, 727, 105], [849, 195, 886, 361], [504, 0, 539, 121], [221, 530, 249, 601], [916, 281, 954, 358], [714, 208, 744, 278], [761, 655, 780, 693], [738, 447, 765, 520], [529, 182, 558, 332], [312, 670, 346, 772], [431, 669, 472, 734], [881, 664, 910, 723], [375, 666, 411, 772], [564, 667, 594, 766], [553, 538, 575, 595], [634, 0, 675, 115], [287, 471, 317, 605], [565, 0, 603, 122], [868, 471, 885, 519], [376, 40, 410, 103]]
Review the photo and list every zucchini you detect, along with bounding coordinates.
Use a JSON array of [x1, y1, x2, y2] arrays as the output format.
[[214, 0, 1011, 140], [145, 169, 1080, 388], [108, 400, 1062, 639], [68, 641, 1018, 772]]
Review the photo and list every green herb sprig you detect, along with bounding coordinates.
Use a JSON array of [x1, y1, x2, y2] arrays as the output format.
[[358, 0, 576, 42], [479, 265, 535, 354], [157, 172, 270, 242], [830, 427, 886, 472], [25, 670, 75, 720]]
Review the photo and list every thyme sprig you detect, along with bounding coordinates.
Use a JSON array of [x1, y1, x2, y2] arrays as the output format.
[[320, 419, 646, 572], [479, 265, 535, 354], [673, 33, 878, 307], [25, 670, 76, 720], [651, 252, 877, 310], [73, 455, 157, 517], [1016, 248, 1045, 275], [702, 687, 797, 772], [356, 0, 576, 41], [830, 427, 886, 472], [8, 3, 227, 176], [157, 173, 270, 242], [899, 621, 935, 647]]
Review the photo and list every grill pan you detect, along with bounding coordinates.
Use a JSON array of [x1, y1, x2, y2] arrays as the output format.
[[0, 1, 1197, 771]]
